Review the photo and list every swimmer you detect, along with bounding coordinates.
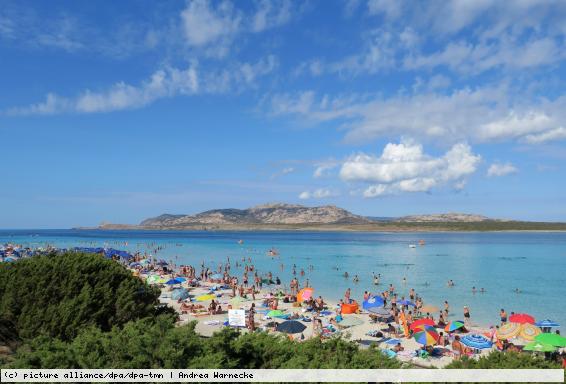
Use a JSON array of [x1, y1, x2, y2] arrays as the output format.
[[353, 274, 359, 283]]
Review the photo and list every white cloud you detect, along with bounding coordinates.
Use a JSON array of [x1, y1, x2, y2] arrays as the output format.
[[487, 162, 518, 177], [313, 161, 339, 178], [6, 57, 277, 115], [298, 188, 336, 200], [252, 0, 292, 32], [181, 0, 241, 48], [265, 88, 566, 145], [339, 140, 481, 197]]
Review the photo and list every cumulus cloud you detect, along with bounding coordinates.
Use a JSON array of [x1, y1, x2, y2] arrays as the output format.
[[6, 56, 277, 115], [339, 140, 481, 197], [487, 162, 518, 177], [298, 188, 337, 200]]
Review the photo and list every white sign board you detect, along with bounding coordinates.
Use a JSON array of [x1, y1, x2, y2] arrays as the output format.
[[228, 309, 246, 327]]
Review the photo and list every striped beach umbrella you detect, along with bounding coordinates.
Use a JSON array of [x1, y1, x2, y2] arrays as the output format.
[[535, 333, 566, 347], [535, 319, 560, 328], [445, 320, 465, 332], [509, 313, 535, 324], [413, 325, 439, 345], [497, 322, 521, 340], [519, 323, 541, 341], [461, 334, 493, 350], [410, 318, 435, 331]]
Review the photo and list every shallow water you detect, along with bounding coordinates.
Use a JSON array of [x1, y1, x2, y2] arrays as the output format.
[[2, 229, 565, 328]]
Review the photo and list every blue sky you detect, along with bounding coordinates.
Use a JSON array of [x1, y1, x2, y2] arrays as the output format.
[[1, 0, 566, 228]]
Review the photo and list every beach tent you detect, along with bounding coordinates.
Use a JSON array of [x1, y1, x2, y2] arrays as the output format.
[[171, 288, 190, 301], [413, 325, 439, 345], [519, 323, 541, 341], [297, 287, 314, 303], [534, 333, 566, 347], [497, 323, 521, 340], [523, 341, 556, 352], [461, 334, 492, 350], [276, 320, 307, 334], [362, 296, 384, 311], [509, 313, 535, 324]]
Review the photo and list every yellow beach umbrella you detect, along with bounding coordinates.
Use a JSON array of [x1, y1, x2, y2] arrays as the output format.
[[497, 322, 521, 340], [519, 323, 541, 341], [196, 294, 216, 302]]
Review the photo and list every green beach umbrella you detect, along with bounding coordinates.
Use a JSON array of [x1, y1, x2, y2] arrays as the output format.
[[523, 341, 556, 352], [534, 333, 566, 347]]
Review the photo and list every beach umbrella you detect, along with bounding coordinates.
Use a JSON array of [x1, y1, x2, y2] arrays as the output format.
[[497, 323, 521, 340], [413, 325, 439, 345], [523, 341, 556, 352], [535, 319, 560, 328], [196, 294, 216, 302], [535, 333, 566, 347], [409, 318, 435, 331], [267, 310, 287, 318], [165, 278, 183, 285], [276, 320, 307, 334], [509, 313, 535, 324], [397, 299, 416, 307], [519, 323, 541, 341], [338, 316, 364, 327], [175, 277, 187, 282], [297, 287, 314, 303], [445, 320, 466, 333], [171, 288, 189, 301], [367, 307, 390, 316], [420, 305, 439, 313], [461, 334, 493, 350], [363, 296, 384, 310]]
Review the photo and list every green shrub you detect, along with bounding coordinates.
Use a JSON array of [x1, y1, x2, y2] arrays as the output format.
[[0, 252, 162, 341], [446, 351, 561, 369]]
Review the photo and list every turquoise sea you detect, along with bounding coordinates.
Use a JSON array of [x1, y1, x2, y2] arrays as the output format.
[[2, 229, 566, 328]]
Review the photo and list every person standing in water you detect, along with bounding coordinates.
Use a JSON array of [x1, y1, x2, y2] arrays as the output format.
[[463, 306, 471, 326]]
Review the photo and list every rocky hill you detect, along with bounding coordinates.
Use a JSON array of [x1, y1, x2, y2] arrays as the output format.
[[139, 203, 371, 228], [396, 212, 493, 223]]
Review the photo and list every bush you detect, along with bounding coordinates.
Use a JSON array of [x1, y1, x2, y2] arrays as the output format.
[[0, 252, 162, 341], [7, 318, 401, 369], [446, 351, 561, 369]]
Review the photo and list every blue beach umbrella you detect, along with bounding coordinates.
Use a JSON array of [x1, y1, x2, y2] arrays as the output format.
[[165, 278, 183, 285], [397, 299, 416, 307], [461, 334, 493, 350], [535, 319, 560, 328], [175, 277, 187, 282], [363, 296, 384, 310]]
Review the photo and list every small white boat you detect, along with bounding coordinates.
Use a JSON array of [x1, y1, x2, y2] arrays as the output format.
[[409, 244, 417, 248]]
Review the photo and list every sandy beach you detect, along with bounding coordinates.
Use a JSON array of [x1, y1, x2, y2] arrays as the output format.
[[145, 272, 498, 368]]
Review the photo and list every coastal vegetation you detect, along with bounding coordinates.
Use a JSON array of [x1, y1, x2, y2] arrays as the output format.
[[0, 252, 562, 373]]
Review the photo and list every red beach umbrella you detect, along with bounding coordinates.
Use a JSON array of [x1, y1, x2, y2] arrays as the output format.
[[410, 318, 435, 331], [509, 313, 535, 324]]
